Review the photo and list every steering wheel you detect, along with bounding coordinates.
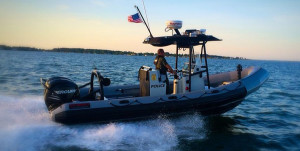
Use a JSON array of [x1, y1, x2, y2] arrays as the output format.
[[170, 69, 182, 79]]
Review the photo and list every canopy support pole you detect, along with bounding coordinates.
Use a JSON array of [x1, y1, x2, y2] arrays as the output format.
[[188, 45, 193, 92], [203, 41, 211, 89], [175, 44, 179, 70]]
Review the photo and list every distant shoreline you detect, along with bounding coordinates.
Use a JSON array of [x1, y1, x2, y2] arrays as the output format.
[[0, 45, 247, 60]]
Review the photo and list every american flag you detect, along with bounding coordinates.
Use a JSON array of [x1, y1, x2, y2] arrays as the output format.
[[128, 13, 143, 23]]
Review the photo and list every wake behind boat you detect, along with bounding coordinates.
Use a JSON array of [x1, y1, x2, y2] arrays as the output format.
[[40, 20, 269, 124]]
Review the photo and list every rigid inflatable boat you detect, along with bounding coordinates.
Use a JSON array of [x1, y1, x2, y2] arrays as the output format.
[[40, 20, 269, 124]]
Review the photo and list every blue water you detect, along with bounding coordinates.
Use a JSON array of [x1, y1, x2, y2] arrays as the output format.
[[0, 50, 299, 151]]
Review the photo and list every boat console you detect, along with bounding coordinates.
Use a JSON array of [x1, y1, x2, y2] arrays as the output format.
[[173, 69, 205, 94], [138, 66, 166, 97]]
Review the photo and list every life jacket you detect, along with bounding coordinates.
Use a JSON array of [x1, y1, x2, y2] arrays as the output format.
[[154, 56, 168, 75]]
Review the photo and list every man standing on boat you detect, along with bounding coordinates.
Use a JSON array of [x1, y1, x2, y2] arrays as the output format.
[[154, 48, 175, 94]]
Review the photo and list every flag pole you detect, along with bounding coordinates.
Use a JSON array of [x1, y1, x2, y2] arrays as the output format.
[[135, 5, 153, 38]]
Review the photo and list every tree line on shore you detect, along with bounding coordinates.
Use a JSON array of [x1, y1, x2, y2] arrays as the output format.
[[0, 45, 247, 59]]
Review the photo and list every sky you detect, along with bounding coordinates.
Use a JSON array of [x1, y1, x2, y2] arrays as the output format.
[[0, 0, 300, 61]]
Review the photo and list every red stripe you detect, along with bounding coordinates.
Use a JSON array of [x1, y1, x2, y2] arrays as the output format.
[[128, 16, 142, 23], [128, 16, 133, 22]]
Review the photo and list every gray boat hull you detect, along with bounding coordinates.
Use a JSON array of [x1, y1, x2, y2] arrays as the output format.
[[48, 66, 269, 124]]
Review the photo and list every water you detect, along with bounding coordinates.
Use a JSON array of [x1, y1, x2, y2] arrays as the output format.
[[0, 50, 299, 151]]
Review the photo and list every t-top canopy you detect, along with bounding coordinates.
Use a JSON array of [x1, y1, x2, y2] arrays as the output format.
[[143, 29, 221, 48]]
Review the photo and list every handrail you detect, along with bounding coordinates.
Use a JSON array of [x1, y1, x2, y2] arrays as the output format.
[[89, 70, 110, 100], [90, 70, 105, 100]]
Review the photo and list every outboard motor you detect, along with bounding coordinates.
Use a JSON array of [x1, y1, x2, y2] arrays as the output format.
[[42, 77, 79, 111]]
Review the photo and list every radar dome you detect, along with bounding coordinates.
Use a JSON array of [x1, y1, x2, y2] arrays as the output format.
[[166, 20, 182, 30]]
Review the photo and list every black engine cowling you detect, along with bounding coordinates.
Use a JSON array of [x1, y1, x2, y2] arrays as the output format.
[[44, 77, 79, 111]]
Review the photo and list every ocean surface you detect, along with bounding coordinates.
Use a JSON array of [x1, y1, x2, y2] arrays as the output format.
[[0, 49, 299, 151]]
